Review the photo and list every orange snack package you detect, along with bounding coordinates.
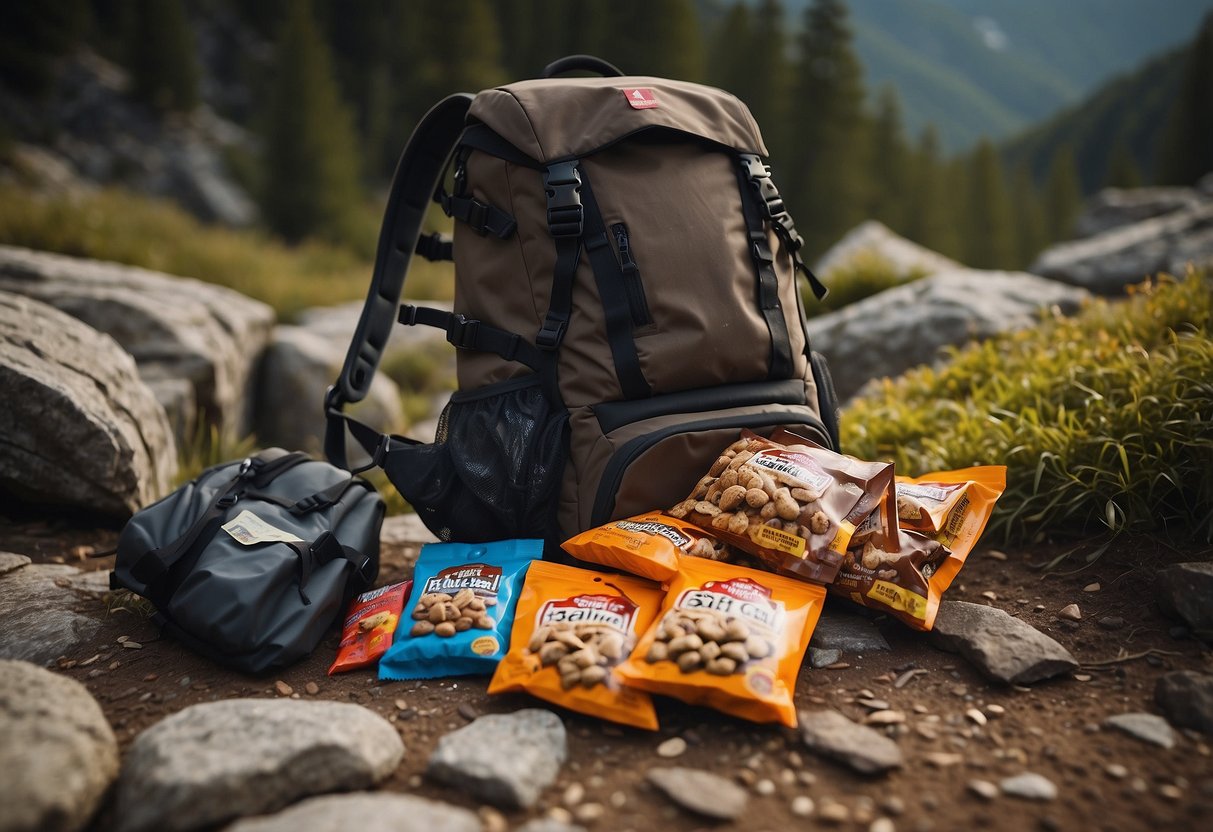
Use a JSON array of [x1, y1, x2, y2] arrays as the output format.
[[615, 556, 825, 728], [561, 511, 729, 582], [488, 561, 665, 730], [328, 580, 411, 674], [831, 466, 1007, 630]]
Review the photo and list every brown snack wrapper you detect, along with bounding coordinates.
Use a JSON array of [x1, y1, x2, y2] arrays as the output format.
[[669, 429, 898, 585], [830, 466, 1007, 630]]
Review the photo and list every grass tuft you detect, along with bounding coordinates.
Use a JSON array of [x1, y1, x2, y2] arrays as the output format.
[[807, 251, 928, 318]]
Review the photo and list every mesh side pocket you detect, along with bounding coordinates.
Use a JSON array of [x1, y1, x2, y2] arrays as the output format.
[[382, 375, 568, 543]]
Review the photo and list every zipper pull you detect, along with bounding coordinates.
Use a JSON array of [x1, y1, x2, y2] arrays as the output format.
[[612, 223, 638, 274]]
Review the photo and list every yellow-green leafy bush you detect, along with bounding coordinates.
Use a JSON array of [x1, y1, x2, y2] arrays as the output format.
[[844, 271, 1213, 543], [806, 251, 928, 318]]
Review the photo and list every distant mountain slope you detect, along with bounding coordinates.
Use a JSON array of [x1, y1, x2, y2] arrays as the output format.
[[775, 0, 1212, 150], [1001, 46, 1189, 191]]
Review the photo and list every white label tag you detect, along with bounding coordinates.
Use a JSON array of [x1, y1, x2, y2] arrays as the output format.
[[221, 510, 304, 546]]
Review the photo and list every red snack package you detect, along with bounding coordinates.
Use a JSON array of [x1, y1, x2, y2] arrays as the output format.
[[328, 580, 411, 674]]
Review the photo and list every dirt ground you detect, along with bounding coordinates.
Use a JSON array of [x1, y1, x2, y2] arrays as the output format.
[[4, 515, 1212, 832]]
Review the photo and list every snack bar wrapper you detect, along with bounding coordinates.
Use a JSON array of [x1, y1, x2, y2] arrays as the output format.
[[328, 580, 411, 674], [489, 561, 665, 730], [669, 429, 898, 585], [831, 466, 1007, 630], [616, 556, 825, 728], [378, 539, 540, 680]]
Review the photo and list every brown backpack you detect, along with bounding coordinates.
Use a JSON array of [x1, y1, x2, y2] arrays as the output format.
[[326, 56, 840, 547]]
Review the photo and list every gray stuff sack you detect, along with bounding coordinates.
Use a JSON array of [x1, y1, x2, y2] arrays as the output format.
[[112, 448, 383, 674]]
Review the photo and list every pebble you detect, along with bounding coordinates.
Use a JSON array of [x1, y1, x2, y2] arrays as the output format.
[[574, 802, 605, 823], [479, 806, 508, 832], [394, 698, 409, 711], [657, 737, 687, 758], [646, 767, 748, 821], [1097, 616, 1126, 630], [121, 641, 142, 650], [754, 778, 776, 796], [1158, 784, 1183, 800], [923, 752, 964, 767], [1105, 764, 1128, 779], [999, 773, 1057, 801], [966, 708, 988, 726], [967, 779, 999, 800], [863, 710, 906, 725], [811, 648, 843, 669], [871, 819, 896, 832], [1083, 582, 1101, 592], [457, 703, 479, 721], [980, 591, 997, 602], [818, 802, 850, 823], [546, 806, 574, 824], [274, 680, 293, 696], [1104, 713, 1176, 749], [1057, 604, 1082, 621], [609, 791, 626, 809], [985, 704, 1005, 717], [894, 669, 928, 689], [859, 698, 891, 710], [1073, 674, 1092, 682], [791, 796, 815, 816], [882, 796, 906, 816], [563, 782, 585, 806], [986, 550, 1008, 561]]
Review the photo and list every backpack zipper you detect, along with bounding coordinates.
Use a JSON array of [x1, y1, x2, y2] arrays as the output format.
[[611, 223, 653, 327]]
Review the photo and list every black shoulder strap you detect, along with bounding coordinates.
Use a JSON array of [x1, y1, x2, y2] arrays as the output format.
[[326, 93, 473, 469]]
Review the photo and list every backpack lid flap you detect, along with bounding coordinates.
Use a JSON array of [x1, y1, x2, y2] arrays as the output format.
[[469, 76, 767, 163]]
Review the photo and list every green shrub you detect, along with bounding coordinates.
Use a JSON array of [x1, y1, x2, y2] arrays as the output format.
[[806, 251, 927, 318], [0, 185, 454, 319], [843, 270, 1213, 544]]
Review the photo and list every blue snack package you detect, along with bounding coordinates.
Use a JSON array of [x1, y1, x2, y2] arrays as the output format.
[[378, 539, 541, 680]]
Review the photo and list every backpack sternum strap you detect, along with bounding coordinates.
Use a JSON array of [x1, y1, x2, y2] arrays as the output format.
[[399, 304, 544, 371]]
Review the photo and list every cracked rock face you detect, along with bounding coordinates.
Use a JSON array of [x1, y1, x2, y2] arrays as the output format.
[[0, 290, 176, 517]]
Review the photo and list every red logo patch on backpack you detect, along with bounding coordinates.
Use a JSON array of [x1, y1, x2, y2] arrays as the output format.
[[622, 88, 659, 109]]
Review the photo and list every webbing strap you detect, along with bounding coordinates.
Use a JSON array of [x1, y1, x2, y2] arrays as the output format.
[[326, 93, 473, 469], [399, 304, 544, 371], [579, 174, 651, 399], [736, 160, 794, 381], [739, 154, 828, 301], [441, 194, 517, 239]]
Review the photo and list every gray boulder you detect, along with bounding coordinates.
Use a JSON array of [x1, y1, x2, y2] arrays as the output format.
[[806, 269, 1089, 402], [815, 220, 961, 279], [113, 699, 403, 832], [1155, 671, 1213, 734], [223, 793, 479, 832], [0, 563, 105, 665], [0, 291, 176, 516], [932, 600, 1078, 685], [1155, 562, 1213, 640], [0, 245, 274, 441], [1074, 187, 1208, 238], [254, 325, 403, 455], [1032, 202, 1213, 294], [0, 660, 119, 832]]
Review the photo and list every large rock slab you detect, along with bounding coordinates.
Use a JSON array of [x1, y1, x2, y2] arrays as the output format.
[[0, 660, 119, 832], [0, 292, 175, 516], [798, 709, 903, 774], [253, 325, 403, 455], [223, 793, 479, 832], [1074, 187, 1208, 238], [932, 601, 1078, 685], [426, 709, 567, 809], [0, 245, 274, 440], [0, 563, 105, 665], [1155, 562, 1213, 640], [815, 220, 961, 279], [113, 699, 403, 832], [809, 608, 890, 654], [1032, 202, 1213, 294], [806, 269, 1089, 402], [1155, 671, 1213, 734]]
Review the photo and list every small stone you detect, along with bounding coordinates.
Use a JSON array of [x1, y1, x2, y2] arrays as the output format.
[[1105, 764, 1128, 779], [304, 682, 319, 696], [1155, 671, 1213, 734], [799, 709, 903, 774], [858, 698, 891, 711], [810, 648, 842, 669], [1104, 713, 1175, 749], [999, 773, 1057, 801], [1158, 784, 1183, 800], [932, 601, 1078, 685], [985, 704, 1005, 717], [864, 710, 906, 725], [1057, 604, 1082, 621], [980, 591, 997, 602], [871, 819, 896, 832], [923, 752, 964, 767], [573, 802, 604, 823], [563, 782, 585, 806], [457, 703, 479, 721], [791, 796, 815, 816], [647, 767, 748, 820], [479, 806, 508, 832], [1083, 582, 1101, 592], [967, 779, 999, 800], [986, 550, 1008, 561], [657, 737, 687, 758], [609, 790, 626, 809], [395, 698, 409, 711], [894, 669, 927, 689], [1073, 674, 1092, 682], [545, 806, 574, 824], [117, 635, 129, 644], [965, 708, 988, 726], [122, 641, 142, 649], [754, 778, 776, 796], [819, 801, 850, 823], [274, 680, 293, 697], [1097, 616, 1126, 631], [882, 796, 906, 815]]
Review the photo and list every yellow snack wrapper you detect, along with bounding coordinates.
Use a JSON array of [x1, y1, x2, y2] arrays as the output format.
[[616, 556, 825, 728], [832, 466, 1007, 630], [488, 561, 664, 730]]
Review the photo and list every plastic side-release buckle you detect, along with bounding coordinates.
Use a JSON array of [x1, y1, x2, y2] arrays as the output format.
[[446, 313, 480, 349], [535, 315, 568, 351], [544, 161, 583, 237]]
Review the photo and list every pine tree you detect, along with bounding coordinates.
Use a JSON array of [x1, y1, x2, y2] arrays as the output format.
[[707, 3, 754, 100], [903, 127, 960, 258], [1010, 165, 1048, 268], [1044, 145, 1082, 242], [867, 86, 910, 233], [259, 2, 362, 244], [1156, 13, 1213, 185], [598, 0, 705, 80], [127, 0, 198, 112], [1104, 138, 1143, 188], [961, 139, 1015, 269], [787, 0, 870, 258]]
